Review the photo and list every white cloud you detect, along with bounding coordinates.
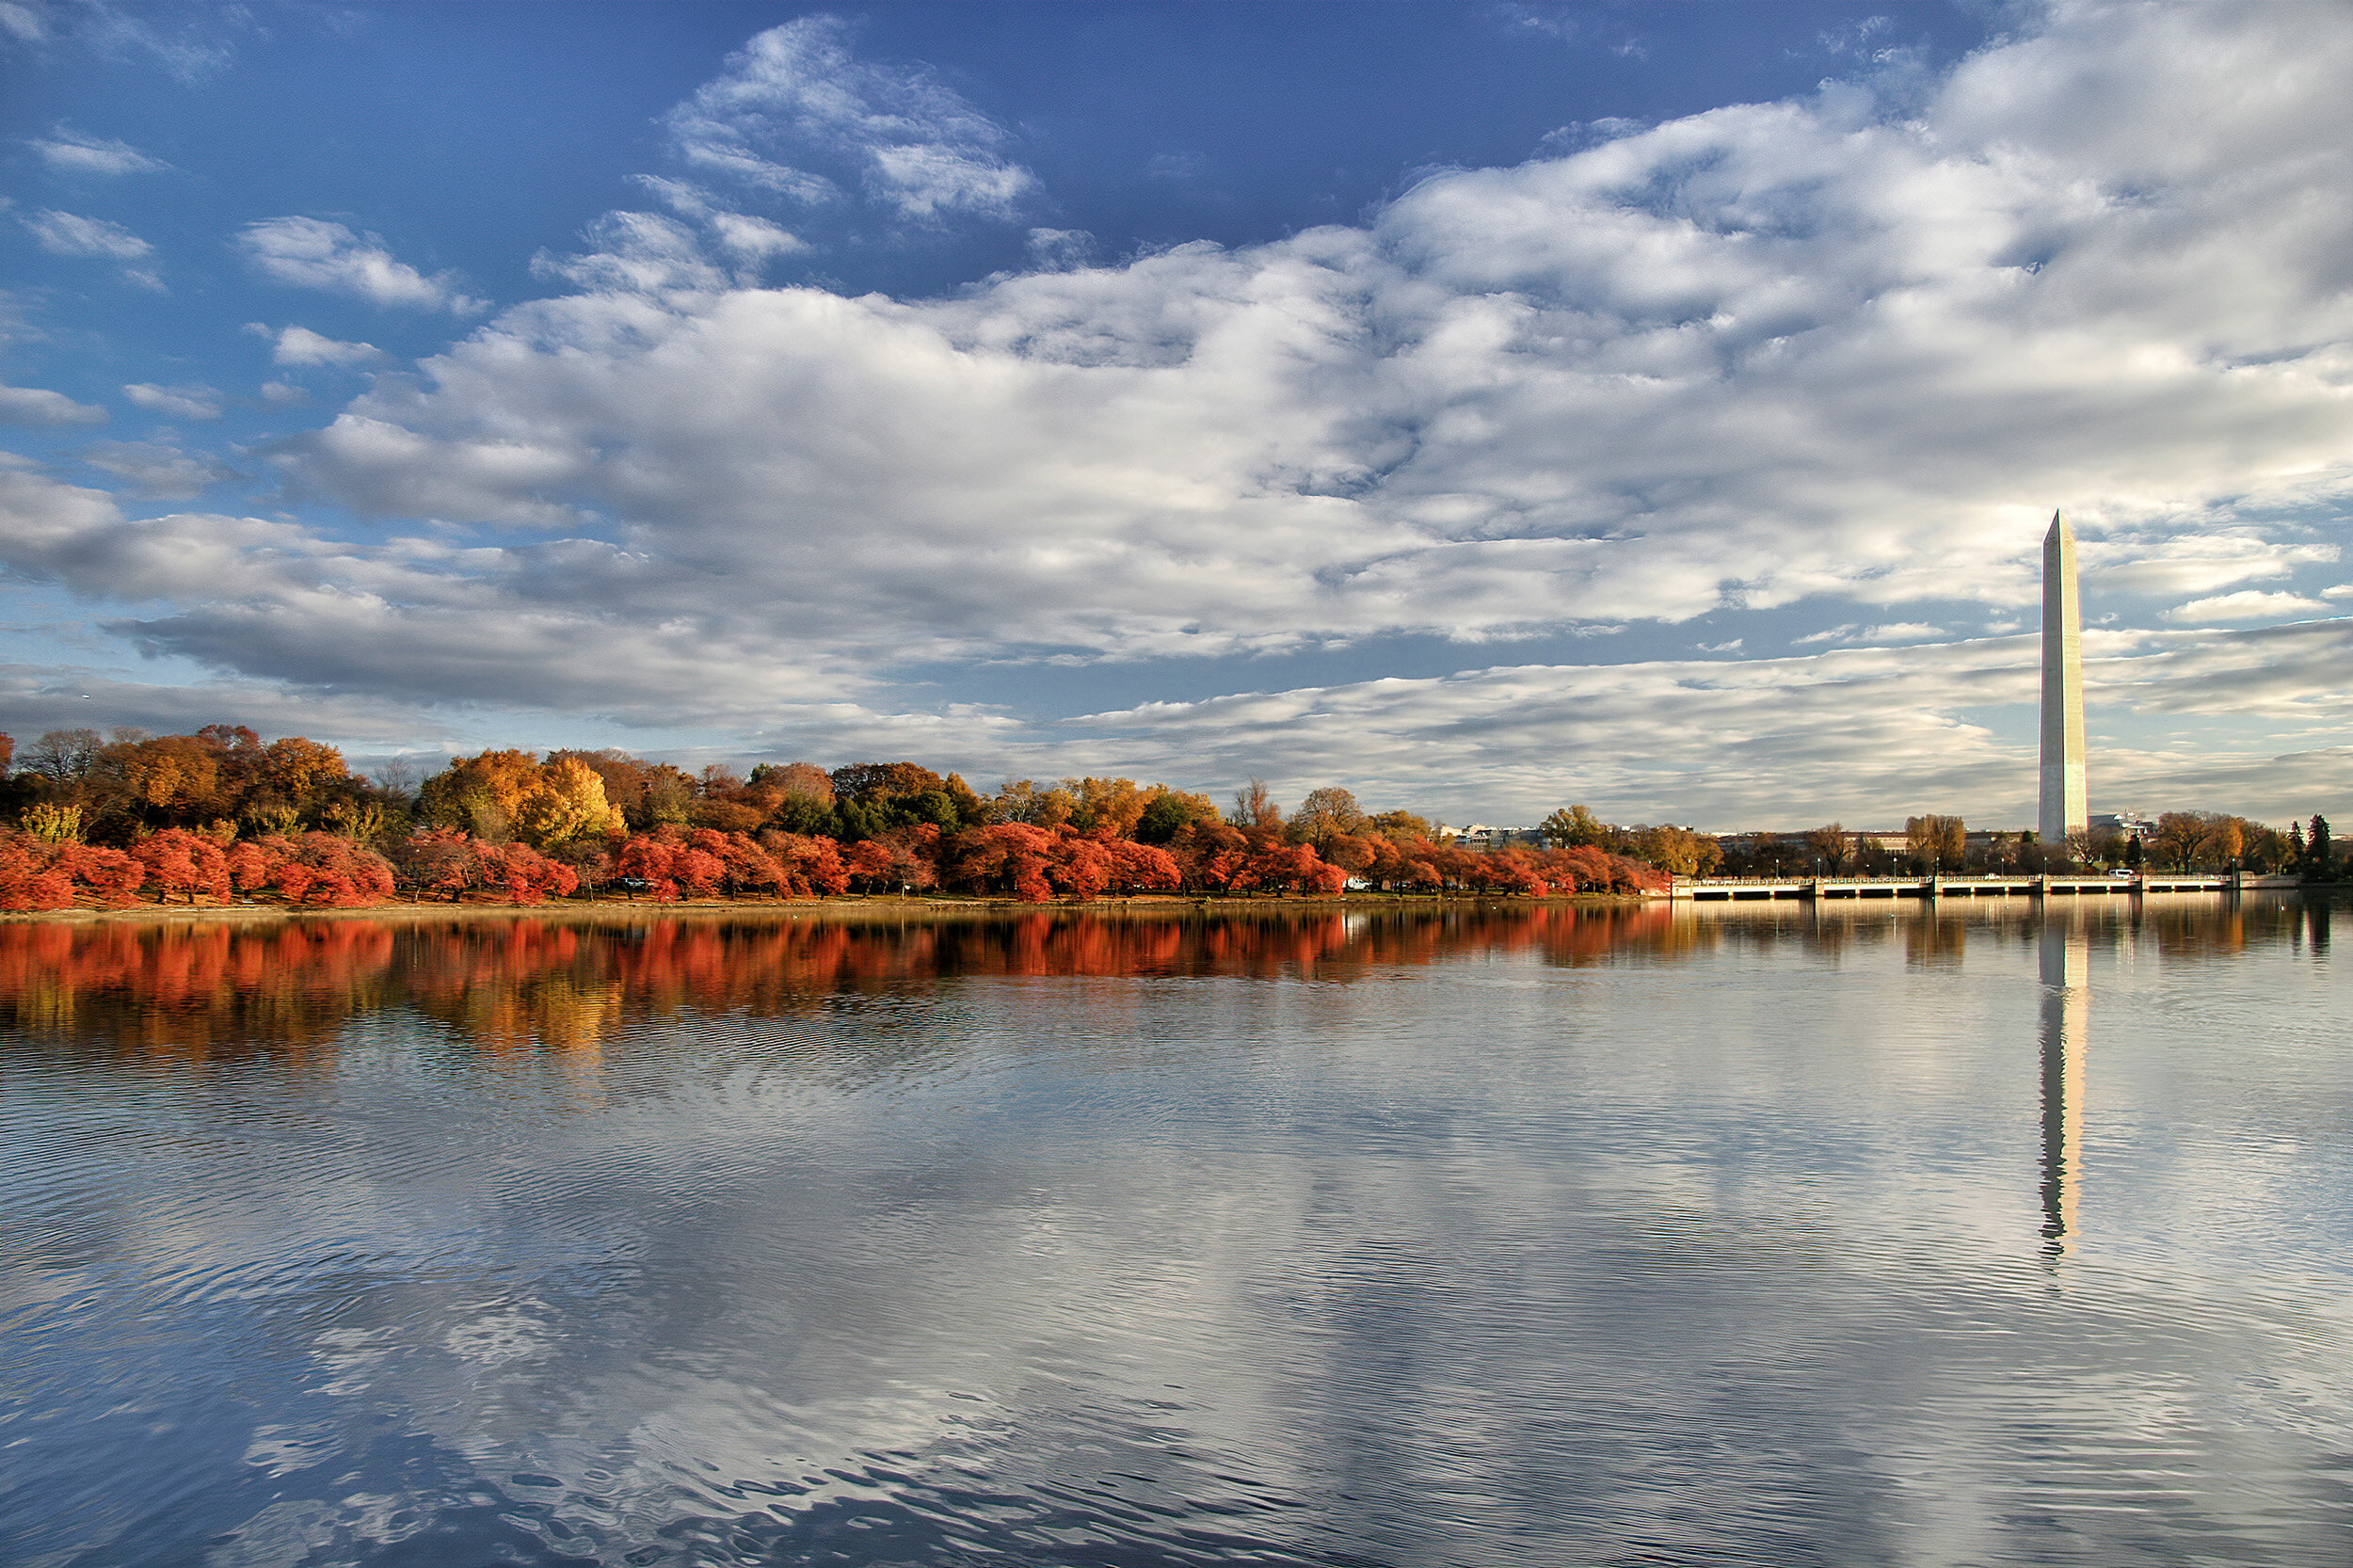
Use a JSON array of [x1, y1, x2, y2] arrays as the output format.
[[632, 176, 806, 267], [120, 381, 221, 421], [706, 211, 803, 261], [256, 2, 2351, 696], [21, 207, 149, 258], [14, 4, 2353, 825], [2324, 583, 2353, 600], [25, 126, 170, 177], [1026, 228, 1095, 270], [662, 15, 1039, 223], [0, 380, 106, 426], [260, 379, 309, 406], [75, 439, 238, 499], [2165, 590, 2332, 623], [264, 325, 386, 368], [237, 217, 487, 314], [530, 211, 733, 296]]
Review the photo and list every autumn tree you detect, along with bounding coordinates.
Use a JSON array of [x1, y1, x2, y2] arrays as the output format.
[[1287, 787, 1368, 847], [420, 750, 544, 840], [1134, 788, 1220, 844], [995, 778, 1078, 828], [749, 761, 834, 807], [512, 756, 626, 848], [1624, 824, 1722, 877], [1063, 777, 1152, 839], [1905, 815, 1965, 872], [1228, 778, 1282, 831], [1539, 805, 1610, 849]]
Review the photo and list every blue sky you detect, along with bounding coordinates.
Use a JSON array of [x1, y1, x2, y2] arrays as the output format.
[[2, 1, 2347, 830]]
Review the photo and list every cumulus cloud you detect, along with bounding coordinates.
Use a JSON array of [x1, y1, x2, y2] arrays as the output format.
[[237, 217, 487, 313], [258, 1, 2351, 696], [661, 15, 1039, 224], [25, 126, 171, 177], [259, 325, 386, 368], [120, 381, 221, 421], [2165, 589, 2332, 623], [0, 467, 864, 719], [21, 206, 149, 258], [75, 439, 239, 499], [0, 380, 106, 426], [18, 4, 2353, 823]]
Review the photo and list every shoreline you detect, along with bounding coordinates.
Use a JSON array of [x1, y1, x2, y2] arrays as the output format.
[[0, 890, 1666, 927], [6, 883, 2334, 928]]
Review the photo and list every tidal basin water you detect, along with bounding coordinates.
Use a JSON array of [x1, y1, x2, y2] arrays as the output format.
[[3, 899, 2347, 1567]]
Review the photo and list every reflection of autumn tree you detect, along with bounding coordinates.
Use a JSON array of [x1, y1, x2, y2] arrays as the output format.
[[1, 907, 1705, 1068], [0, 920, 396, 1064]]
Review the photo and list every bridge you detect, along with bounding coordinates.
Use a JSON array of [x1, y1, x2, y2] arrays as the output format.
[[1668, 872, 2301, 903]]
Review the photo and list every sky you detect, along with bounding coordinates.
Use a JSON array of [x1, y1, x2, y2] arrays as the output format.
[[0, 0, 2347, 831]]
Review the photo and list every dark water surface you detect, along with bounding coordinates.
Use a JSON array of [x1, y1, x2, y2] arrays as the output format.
[[3, 899, 2347, 1566]]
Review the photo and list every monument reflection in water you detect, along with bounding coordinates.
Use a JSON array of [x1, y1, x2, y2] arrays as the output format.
[[2038, 919, 2089, 1256], [4, 898, 2350, 1568]]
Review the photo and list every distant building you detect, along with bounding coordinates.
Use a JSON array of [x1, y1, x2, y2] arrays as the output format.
[[1449, 823, 1548, 852]]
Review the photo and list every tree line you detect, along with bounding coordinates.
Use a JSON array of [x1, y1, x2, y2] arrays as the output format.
[[0, 728, 1665, 912], [1710, 812, 2338, 878]]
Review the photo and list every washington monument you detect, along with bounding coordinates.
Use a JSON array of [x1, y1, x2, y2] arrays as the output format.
[[2040, 508, 2087, 845]]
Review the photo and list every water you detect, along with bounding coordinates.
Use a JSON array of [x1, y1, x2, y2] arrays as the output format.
[[2, 898, 2346, 1566]]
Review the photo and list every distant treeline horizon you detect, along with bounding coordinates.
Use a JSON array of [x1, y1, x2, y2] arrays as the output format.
[[0, 725, 1670, 911], [0, 725, 2335, 913]]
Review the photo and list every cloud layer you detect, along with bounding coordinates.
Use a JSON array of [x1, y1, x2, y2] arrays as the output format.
[[4, 2, 2348, 824]]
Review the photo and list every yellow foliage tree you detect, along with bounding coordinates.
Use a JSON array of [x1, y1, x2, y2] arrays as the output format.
[[420, 749, 543, 840], [513, 757, 626, 849]]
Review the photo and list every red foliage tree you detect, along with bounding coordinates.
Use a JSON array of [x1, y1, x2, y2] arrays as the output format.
[[945, 823, 1057, 903], [0, 832, 76, 910], [55, 843, 144, 906], [236, 833, 396, 907], [131, 827, 232, 904], [760, 831, 850, 897]]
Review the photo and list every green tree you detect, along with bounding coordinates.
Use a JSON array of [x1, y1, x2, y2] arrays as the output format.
[[1539, 805, 1609, 849]]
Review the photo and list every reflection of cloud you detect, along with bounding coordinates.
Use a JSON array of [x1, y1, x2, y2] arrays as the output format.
[[8, 907, 2348, 1566]]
